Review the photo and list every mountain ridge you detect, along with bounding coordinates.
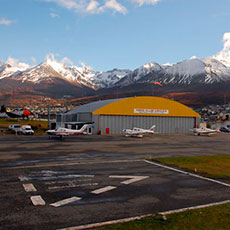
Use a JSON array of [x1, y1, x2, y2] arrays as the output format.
[[1, 33, 230, 105]]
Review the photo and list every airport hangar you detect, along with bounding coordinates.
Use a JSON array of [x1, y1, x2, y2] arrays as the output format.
[[56, 96, 200, 134]]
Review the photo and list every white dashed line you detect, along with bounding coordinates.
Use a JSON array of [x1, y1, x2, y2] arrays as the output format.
[[91, 186, 116, 194], [30, 195, 46, 206], [50, 197, 82, 207], [23, 183, 37, 192], [144, 160, 230, 187], [109, 175, 149, 184]]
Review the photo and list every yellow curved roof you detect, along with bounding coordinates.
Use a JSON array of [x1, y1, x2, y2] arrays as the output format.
[[92, 96, 200, 117]]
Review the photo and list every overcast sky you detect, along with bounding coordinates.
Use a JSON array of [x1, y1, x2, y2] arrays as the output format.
[[1, 0, 230, 71]]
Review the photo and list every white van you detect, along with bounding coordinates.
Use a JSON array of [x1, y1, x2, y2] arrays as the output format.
[[21, 125, 34, 135], [8, 124, 22, 134]]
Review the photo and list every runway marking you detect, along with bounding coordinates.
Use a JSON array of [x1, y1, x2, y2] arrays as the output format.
[[109, 175, 149, 184], [19, 176, 29, 181], [30, 195, 46, 206], [11, 159, 143, 169], [159, 200, 230, 215], [50, 197, 82, 207], [48, 183, 98, 190], [91, 186, 116, 194], [23, 183, 37, 192], [18, 174, 94, 182], [57, 214, 155, 230], [144, 160, 230, 187], [45, 179, 93, 185]]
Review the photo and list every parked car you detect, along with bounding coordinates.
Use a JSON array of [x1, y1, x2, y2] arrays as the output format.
[[21, 125, 34, 135], [8, 124, 22, 134], [220, 127, 230, 133]]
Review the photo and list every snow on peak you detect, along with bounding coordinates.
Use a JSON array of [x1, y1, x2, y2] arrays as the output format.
[[162, 62, 173, 67], [44, 54, 129, 88], [190, 56, 198, 60], [202, 57, 230, 83], [143, 62, 161, 70], [92, 69, 131, 88], [213, 32, 230, 67], [6, 57, 30, 71], [166, 58, 206, 77], [132, 61, 162, 81]]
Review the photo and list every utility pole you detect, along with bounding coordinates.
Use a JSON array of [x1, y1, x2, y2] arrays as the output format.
[[48, 104, 50, 128]]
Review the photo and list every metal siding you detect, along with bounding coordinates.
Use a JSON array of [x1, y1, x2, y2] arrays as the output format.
[[97, 115, 195, 134]]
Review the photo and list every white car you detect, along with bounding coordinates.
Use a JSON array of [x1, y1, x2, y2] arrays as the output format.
[[21, 125, 34, 135]]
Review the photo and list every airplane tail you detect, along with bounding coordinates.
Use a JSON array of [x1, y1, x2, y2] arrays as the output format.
[[0, 105, 6, 113], [79, 124, 89, 132], [149, 125, 156, 131]]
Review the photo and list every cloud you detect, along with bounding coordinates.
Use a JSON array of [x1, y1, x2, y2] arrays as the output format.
[[43, 0, 92, 13], [31, 57, 37, 65], [0, 18, 14, 26], [128, 0, 161, 6], [50, 12, 60, 18], [223, 33, 230, 50], [46, 53, 74, 65], [40, 0, 161, 15], [213, 32, 230, 67], [6, 57, 30, 70], [61, 57, 74, 65], [79, 61, 92, 72], [45, 53, 58, 62], [86, 0, 100, 13], [100, 0, 127, 14]]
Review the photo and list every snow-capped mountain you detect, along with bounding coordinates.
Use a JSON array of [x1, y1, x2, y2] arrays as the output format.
[[0, 63, 26, 80], [114, 57, 230, 88], [114, 33, 230, 88], [12, 62, 63, 83], [1, 33, 230, 102], [45, 56, 131, 89], [91, 69, 131, 88], [0, 58, 131, 90], [1, 54, 230, 91]]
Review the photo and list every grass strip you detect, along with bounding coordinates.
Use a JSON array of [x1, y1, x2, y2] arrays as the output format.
[[96, 203, 230, 230], [0, 118, 48, 135], [154, 155, 230, 179]]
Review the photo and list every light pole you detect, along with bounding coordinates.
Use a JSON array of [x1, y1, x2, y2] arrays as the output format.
[[48, 103, 50, 128]]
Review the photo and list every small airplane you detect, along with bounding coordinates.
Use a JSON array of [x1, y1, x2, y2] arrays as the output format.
[[0, 105, 33, 118], [46, 124, 89, 139], [122, 125, 156, 138], [190, 126, 220, 136]]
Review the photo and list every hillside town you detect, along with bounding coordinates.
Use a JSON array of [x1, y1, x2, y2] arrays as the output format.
[[1, 101, 230, 127]]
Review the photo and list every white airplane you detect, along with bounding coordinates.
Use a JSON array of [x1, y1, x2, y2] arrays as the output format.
[[122, 125, 156, 138], [47, 124, 89, 138], [190, 126, 220, 136]]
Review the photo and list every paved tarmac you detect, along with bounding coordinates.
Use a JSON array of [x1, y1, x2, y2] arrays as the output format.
[[0, 134, 230, 230]]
